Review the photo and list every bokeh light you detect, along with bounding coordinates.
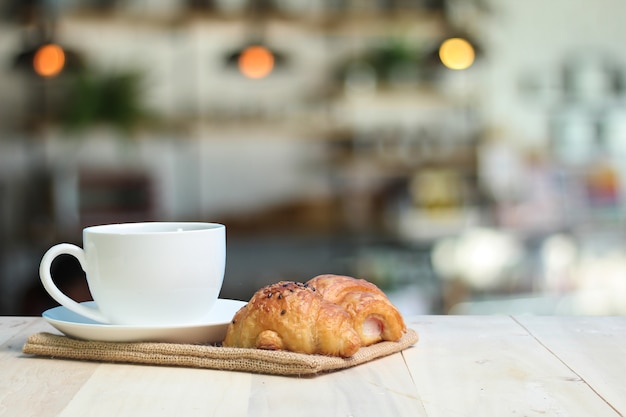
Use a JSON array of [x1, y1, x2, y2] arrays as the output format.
[[238, 46, 275, 79], [33, 44, 66, 77], [438, 38, 475, 70]]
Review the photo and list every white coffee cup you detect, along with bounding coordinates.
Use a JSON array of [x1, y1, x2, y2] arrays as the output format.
[[39, 222, 226, 325]]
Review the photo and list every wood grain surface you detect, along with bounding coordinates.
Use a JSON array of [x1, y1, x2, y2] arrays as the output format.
[[2, 316, 624, 417]]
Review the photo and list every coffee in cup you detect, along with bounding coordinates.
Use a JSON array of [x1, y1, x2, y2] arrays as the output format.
[[39, 222, 226, 326]]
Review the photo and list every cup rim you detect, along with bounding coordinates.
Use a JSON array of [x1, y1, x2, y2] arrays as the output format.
[[83, 222, 225, 235]]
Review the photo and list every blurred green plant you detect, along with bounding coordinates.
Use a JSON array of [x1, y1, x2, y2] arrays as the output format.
[[367, 41, 422, 80], [61, 70, 153, 135], [335, 39, 424, 87]]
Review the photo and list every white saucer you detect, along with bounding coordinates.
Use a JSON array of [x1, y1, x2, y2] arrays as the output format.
[[42, 299, 246, 344]]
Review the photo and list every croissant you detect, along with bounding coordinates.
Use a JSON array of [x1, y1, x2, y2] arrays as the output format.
[[222, 281, 361, 357], [307, 274, 406, 346]]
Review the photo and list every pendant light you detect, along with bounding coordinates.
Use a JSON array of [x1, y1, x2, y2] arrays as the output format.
[[223, 0, 287, 79]]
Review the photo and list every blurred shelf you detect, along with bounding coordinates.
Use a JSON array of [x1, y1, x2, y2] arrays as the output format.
[[137, 85, 467, 140], [62, 7, 448, 34], [329, 87, 461, 129]]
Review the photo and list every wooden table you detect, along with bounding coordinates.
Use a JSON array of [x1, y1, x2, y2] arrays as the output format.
[[1, 316, 625, 417]]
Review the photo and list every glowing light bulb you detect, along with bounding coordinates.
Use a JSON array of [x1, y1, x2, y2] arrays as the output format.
[[238, 46, 274, 79], [33, 44, 65, 77], [438, 38, 475, 70]]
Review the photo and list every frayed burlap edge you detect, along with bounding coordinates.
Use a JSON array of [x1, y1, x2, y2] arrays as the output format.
[[23, 328, 418, 376]]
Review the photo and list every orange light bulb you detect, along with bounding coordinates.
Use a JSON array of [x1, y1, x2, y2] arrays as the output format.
[[33, 44, 65, 77], [238, 46, 274, 79]]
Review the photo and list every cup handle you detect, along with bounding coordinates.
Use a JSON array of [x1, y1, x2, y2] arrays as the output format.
[[39, 243, 110, 324]]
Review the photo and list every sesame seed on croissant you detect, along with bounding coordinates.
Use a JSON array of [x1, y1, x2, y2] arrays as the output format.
[[222, 281, 361, 357]]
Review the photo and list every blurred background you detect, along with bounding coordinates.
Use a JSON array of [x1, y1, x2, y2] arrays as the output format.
[[2, 0, 626, 317]]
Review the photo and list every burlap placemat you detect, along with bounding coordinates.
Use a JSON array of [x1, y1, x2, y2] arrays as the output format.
[[23, 329, 418, 376]]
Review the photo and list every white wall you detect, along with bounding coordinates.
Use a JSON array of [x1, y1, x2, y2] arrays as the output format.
[[481, 0, 626, 147]]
